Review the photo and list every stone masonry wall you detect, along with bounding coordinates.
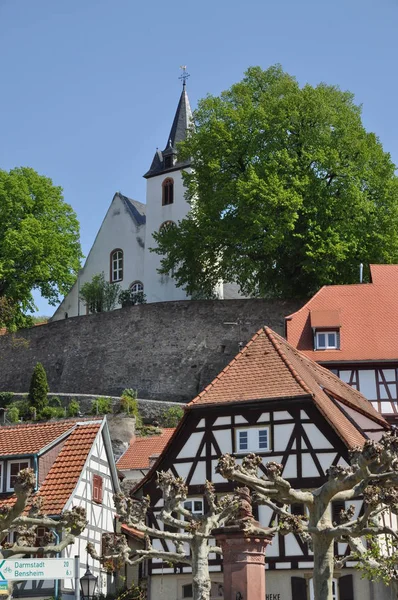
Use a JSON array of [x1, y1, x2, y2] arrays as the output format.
[[0, 299, 302, 403]]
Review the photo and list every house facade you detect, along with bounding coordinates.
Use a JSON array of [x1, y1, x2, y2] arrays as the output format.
[[133, 327, 390, 600], [286, 264, 398, 423], [0, 418, 120, 599]]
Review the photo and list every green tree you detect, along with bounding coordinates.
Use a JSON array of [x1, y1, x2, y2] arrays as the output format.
[[80, 273, 120, 313], [28, 362, 49, 414], [153, 65, 398, 299], [0, 167, 82, 327]]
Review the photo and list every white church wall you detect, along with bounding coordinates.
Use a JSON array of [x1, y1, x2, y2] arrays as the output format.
[[143, 170, 191, 303], [52, 194, 145, 320]]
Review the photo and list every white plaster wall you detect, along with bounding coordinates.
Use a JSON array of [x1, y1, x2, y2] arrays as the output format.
[[53, 194, 145, 320], [143, 170, 191, 303]]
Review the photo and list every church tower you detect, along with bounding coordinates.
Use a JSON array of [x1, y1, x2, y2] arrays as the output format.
[[143, 72, 193, 303]]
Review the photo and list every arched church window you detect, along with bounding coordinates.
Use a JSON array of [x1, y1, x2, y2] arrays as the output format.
[[162, 178, 174, 206], [159, 220, 176, 232], [130, 281, 144, 295], [110, 249, 123, 282]]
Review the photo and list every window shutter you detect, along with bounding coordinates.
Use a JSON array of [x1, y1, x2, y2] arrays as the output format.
[[92, 474, 103, 504], [291, 576, 307, 599], [339, 574, 354, 600]]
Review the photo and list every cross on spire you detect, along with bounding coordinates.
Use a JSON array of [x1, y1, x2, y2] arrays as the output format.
[[179, 65, 190, 89]]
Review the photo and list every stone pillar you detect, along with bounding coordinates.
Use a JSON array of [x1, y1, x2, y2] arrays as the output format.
[[215, 528, 273, 600]]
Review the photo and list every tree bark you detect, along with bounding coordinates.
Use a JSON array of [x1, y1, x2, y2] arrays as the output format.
[[191, 539, 211, 600], [312, 533, 335, 600]]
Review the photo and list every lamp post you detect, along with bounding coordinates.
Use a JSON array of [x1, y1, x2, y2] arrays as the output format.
[[80, 562, 98, 600]]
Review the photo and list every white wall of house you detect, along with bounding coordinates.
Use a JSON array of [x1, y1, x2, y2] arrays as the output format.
[[52, 194, 145, 320], [62, 425, 119, 597], [143, 169, 191, 303]]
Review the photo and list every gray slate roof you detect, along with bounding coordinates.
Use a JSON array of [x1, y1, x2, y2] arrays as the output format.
[[144, 88, 193, 179], [117, 193, 146, 226]]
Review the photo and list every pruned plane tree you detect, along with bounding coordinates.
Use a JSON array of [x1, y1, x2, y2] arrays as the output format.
[[88, 471, 239, 600], [217, 433, 398, 600], [0, 468, 87, 598]]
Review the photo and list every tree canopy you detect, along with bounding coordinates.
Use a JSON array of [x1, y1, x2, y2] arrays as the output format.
[[0, 167, 82, 328], [153, 65, 398, 298]]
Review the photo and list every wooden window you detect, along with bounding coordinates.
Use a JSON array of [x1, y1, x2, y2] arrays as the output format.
[[309, 577, 345, 600], [162, 178, 174, 206], [332, 500, 345, 525], [182, 583, 193, 598], [92, 474, 103, 504], [110, 249, 123, 282], [235, 427, 270, 453], [291, 577, 307, 600], [315, 330, 338, 350], [7, 459, 30, 492], [164, 156, 173, 169]]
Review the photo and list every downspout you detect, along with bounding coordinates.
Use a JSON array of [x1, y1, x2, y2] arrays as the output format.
[[33, 455, 38, 491], [52, 530, 60, 600]]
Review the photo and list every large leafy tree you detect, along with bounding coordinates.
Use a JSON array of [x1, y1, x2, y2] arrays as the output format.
[[0, 167, 82, 328], [153, 65, 398, 298]]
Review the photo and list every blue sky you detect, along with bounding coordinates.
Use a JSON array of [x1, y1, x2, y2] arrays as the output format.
[[1, 0, 397, 315]]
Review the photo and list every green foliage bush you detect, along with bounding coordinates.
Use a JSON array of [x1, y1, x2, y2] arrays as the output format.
[[119, 389, 141, 423], [80, 273, 121, 313], [39, 406, 65, 420], [0, 392, 14, 409], [119, 289, 147, 307], [7, 405, 19, 423], [28, 362, 49, 412], [67, 399, 81, 417], [10, 399, 30, 420], [161, 406, 184, 427], [90, 397, 113, 415], [48, 396, 62, 407]]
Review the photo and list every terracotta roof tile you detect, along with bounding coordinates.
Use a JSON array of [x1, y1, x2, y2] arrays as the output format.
[[0, 421, 102, 515], [286, 264, 398, 362], [0, 419, 90, 456], [188, 327, 388, 448], [117, 429, 175, 470]]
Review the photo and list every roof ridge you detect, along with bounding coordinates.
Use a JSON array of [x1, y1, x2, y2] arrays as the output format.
[[188, 330, 264, 406], [264, 327, 314, 397]]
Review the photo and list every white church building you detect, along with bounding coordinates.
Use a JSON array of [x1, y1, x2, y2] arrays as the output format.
[[52, 79, 240, 321]]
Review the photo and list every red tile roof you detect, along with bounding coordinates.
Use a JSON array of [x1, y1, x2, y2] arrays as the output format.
[[0, 419, 87, 456], [286, 264, 398, 362], [0, 420, 102, 515], [121, 524, 145, 540], [117, 429, 175, 470], [188, 327, 387, 448]]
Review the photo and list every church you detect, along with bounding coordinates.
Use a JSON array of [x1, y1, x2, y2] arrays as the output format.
[[52, 75, 241, 321]]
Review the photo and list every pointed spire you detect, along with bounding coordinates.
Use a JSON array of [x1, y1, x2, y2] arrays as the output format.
[[143, 72, 193, 179]]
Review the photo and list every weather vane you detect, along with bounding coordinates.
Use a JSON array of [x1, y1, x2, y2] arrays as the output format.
[[179, 65, 190, 88]]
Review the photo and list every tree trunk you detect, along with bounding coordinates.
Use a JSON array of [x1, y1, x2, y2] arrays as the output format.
[[191, 540, 211, 600], [312, 533, 335, 600]]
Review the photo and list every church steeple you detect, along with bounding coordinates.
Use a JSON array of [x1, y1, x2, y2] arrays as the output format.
[[144, 72, 193, 179]]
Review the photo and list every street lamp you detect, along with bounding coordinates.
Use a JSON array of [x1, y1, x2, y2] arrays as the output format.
[[80, 563, 98, 600]]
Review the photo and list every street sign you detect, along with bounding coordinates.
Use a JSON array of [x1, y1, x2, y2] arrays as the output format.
[[0, 558, 75, 581]]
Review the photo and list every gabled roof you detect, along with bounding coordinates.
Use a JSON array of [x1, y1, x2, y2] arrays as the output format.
[[188, 327, 388, 448], [286, 264, 398, 362], [117, 428, 175, 470], [0, 419, 88, 456], [0, 419, 103, 515], [117, 193, 146, 226], [38, 421, 102, 514], [144, 87, 192, 179]]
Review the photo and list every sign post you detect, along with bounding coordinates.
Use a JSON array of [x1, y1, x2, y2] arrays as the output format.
[[0, 558, 75, 581]]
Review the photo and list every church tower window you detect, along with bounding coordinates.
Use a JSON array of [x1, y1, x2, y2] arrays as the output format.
[[110, 249, 123, 282], [130, 281, 144, 296], [162, 178, 174, 206], [159, 220, 176, 232]]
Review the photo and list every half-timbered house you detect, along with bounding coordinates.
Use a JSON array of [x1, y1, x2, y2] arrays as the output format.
[[286, 264, 398, 424], [133, 327, 391, 600], [0, 417, 120, 599]]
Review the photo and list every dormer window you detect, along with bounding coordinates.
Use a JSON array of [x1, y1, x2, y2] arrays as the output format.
[[162, 178, 174, 206], [164, 156, 173, 169], [315, 331, 338, 350]]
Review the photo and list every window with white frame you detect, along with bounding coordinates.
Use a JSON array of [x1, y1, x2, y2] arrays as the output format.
[[309, 578, 338, 600], [130, 281, 144, 295], [110, 249, 123, 282], [315, 330, 338, 350], [183, 498, 204, 515], [235, 427, 270, 453], [7, 459, 30, 492]]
